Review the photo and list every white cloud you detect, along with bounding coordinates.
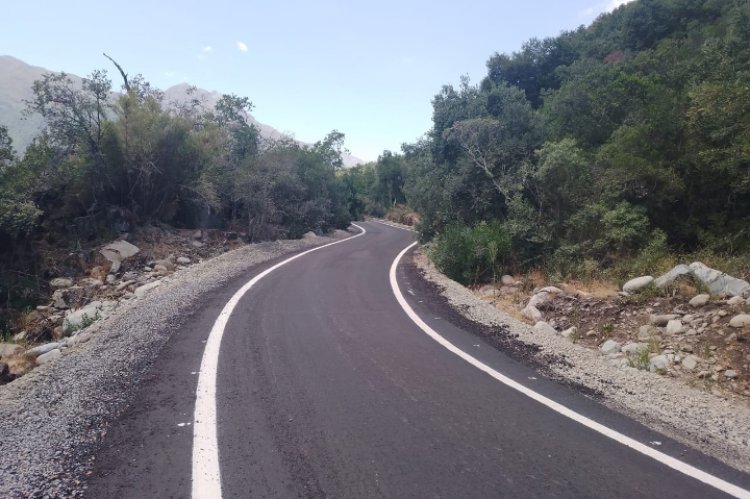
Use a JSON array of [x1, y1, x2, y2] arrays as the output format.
[[197, 45, 213, 61], [236, 41, 248, 53]]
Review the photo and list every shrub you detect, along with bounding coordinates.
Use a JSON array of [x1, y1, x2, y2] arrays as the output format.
[[430, 221, 510, 285]]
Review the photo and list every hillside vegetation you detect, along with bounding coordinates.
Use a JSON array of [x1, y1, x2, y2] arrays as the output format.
[[349, 0, 750, 285], [0, 68, 357, 330]]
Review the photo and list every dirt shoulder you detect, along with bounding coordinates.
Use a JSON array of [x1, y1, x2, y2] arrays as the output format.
[[411, 249, 750, 474]]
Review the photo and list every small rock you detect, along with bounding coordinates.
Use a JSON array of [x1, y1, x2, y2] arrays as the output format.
[[561, 326, 577, 339], [533, 321, 557, 335], [134, 281, 161, 299], [724, 369, 738, 379], [176, 256, 191, 265], [36, 348, 62, 365], [697, 370, 710, 379], [689, 294, 710, 307], [79, 277, 103, 288], [539, 286, 563, 294], [116, 280, 135, 291], [650, 314, 679, 327], [682, 355, 699, 371], [478, 284, 498, 295], [718, 310, 728, 317], [192, 229, 203, 240], [585, 330, 598, 337], [500, 275, 514, 286], [623, 276, 654, 293], [600, 340, 621, 355], [66, 332, 92, 346], [528, 292, 550, 309], [637, 325, 660, 341], [28, 342, 63, 357], [727, 296, 745, 306], [153, 264, 169, 273], [622, 342, 648, 355], [303, 231, 317, 240], [666, 320, 684, 335], [13, 331, 27, 342], [106, 274, 116, 285], [191, 241, 205, 248], [649, 354, 671, 372], [729, 314, 750, 328], [49, 277, 74, 289], [521, 305, 542, 322]]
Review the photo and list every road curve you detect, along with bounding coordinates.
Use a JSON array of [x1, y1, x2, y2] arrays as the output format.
[[86, 221, 750, 498]]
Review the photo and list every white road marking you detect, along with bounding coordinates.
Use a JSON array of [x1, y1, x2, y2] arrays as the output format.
[[191, 224, 367, 499], [372, 219, 416, 232], [388, 241, 750, 499]]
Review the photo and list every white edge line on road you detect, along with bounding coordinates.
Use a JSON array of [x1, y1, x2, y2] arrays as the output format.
[[372, 219, 416, 232], [191, 224, 367, 499], [389, 240, 750, 499]]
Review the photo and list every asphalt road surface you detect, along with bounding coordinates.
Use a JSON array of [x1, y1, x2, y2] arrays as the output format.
[[86, 221, 750, 498]]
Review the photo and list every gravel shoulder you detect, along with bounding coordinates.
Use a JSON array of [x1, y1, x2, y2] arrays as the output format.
[[0, 231, 354, 498], [412, 249, 750, 475]]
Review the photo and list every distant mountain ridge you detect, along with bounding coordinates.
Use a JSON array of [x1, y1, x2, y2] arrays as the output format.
[[0, 55, 363, 167]]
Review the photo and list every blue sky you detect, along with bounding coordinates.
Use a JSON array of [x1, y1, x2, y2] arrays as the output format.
[[2, 0, 632, 162]]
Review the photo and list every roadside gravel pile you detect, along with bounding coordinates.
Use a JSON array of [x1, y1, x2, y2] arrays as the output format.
[[0, 230, 352, 498], [412, 250, 750, 475]]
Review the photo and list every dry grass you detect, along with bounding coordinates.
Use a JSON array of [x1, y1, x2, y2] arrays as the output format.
[[6, 353, 36, 376]]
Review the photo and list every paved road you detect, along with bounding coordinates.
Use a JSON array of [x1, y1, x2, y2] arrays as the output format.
[[86, 221, 750, 498]]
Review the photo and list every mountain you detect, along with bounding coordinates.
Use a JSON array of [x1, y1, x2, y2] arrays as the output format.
[[0, 55, 363, 167]]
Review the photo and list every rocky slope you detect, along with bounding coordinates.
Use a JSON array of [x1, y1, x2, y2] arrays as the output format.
[[413, 250, 750, 474]]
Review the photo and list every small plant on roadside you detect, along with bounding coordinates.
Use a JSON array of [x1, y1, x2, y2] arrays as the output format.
[[601, 321, 614, 337], [64, 311, 100, 334]]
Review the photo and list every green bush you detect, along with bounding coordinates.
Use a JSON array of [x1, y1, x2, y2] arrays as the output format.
[[430, 221, 510, 285]]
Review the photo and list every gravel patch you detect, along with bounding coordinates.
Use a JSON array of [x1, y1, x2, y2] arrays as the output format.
[[412, 250, 750, 474], [0, 231, 354, 498]]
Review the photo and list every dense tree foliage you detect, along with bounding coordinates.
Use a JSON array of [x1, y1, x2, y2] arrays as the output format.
[[374, 0, 750, 281], [0, 69, 353, 246], [0, 68, 356, 317]]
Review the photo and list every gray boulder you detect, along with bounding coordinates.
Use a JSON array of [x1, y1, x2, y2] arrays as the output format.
[[533, 321, 557, 335], [522, 305, 542, 322], [622, 342, 649, 355], [689, 262, 750, 297], [623, 276, 654, 293], [36, 348, 61, 365], [649, 314, 679, 327], [28, 342, 63, 357], [528, 292, 551, 309], [176, 256, 191, 265], [49, 277, 74, 289], [681, 355, 699, 371], [63, 301, 103, 334], [600, 340, 621, 355], [649, 354, 671, 372], [688, 294, 710, 307], [728, 314, 750, 328], [561, 326, 577, 339], [665, 319, 683, 335], [134, 281, 161, 299], [100, 240, 140, 273], [654, 264, 692, 288]]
